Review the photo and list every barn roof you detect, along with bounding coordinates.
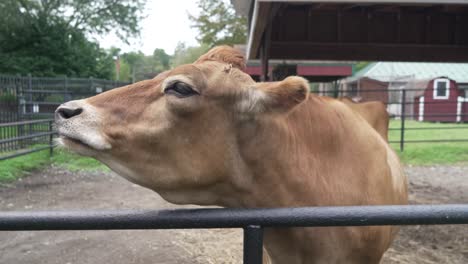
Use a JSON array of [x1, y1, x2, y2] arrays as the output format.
[[234, 0, 468, 82], [351, 62, 468, 83], [233, 0, 468, 62]]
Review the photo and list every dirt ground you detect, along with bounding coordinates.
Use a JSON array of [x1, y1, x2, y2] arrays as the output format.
[[0, 165, 466, 264]]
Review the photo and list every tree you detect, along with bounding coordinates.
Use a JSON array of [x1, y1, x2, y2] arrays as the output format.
[[171, 42, 210, 67], [189, 0, 247, 46], [153, 49, 171, 70], [0, 17, 112, 78], [11, 0, 146, 40], [119, 49, 172, 82], [0, 0, 146, 78]]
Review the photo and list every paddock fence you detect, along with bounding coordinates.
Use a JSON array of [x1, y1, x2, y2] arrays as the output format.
[[315, 86, 468, 151], [0, 74, 129, 123], [0, 74, 129, 159], [0, 204, 467, 264], [0, 119, 54, 161]]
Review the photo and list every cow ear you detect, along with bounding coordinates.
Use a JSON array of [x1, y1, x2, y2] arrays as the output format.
[[195, 45, 246, 71], [239, 76, 309, 114]]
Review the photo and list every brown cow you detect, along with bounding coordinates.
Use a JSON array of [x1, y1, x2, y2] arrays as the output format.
[[338, 97, 390, 141], [55, 46, 407, 264]]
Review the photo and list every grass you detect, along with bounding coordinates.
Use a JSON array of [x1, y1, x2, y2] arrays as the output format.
[[0, 148, 108, 182], [388, 120, 468, 165]]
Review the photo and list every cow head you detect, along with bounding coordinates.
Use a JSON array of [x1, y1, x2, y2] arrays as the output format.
[[55, 46, 309, 205]]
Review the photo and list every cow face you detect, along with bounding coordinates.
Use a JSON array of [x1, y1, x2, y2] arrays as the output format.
[[55, 46, 309, 205]]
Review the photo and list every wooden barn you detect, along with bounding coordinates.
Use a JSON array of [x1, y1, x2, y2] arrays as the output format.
[[340, 62, 468, 119], [413, 77, 468, 123]]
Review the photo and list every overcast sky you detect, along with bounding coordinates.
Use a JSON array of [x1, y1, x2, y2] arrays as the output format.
[[97, 1, 200, 55]]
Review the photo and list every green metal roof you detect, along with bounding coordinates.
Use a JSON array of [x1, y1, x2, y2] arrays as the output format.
[[352, 62, 468, 83]]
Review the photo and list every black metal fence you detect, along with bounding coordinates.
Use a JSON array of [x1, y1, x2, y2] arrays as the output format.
[[0, 204, 467, 263], [0, 119, 54, 161], [315, 86, 468, 151], [0, 74, 129, 123], [0, 74, 128, 159]]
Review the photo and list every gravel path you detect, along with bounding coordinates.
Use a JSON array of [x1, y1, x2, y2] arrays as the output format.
[[0, 165, 466, 264]]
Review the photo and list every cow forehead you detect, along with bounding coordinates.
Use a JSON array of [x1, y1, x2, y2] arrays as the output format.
[[163, 61, 254, 94]]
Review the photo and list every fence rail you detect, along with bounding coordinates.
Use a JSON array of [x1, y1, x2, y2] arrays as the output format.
[[313, 86, 468, 151], [0, 119, 55, 161], [0, 204, 467, 264], [0, 74, 129, 123], [1, 74, 128, 159]]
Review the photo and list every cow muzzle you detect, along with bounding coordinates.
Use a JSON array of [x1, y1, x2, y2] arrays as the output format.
[[55, 100, 111, 152]]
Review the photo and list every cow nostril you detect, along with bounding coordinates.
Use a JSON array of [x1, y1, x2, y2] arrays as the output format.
[[57, 107, 83, 119]]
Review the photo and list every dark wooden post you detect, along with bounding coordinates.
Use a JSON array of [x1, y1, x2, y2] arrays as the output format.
[[260, 23, 271, 82]]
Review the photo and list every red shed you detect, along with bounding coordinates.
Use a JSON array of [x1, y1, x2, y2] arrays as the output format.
[[413, 77, 468, 123]]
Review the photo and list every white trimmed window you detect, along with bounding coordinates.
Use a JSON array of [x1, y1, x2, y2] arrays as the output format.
[[433, 78, 450, 100]]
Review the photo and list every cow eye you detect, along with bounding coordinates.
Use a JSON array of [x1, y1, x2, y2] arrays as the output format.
[[164, 82, 199, 98]]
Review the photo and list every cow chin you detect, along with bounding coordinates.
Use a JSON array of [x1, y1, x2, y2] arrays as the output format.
[[56, 136, 101, 157]]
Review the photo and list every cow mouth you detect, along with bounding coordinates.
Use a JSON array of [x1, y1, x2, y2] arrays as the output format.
[[58, 131, 112, 152], [59, 134, 95, 149]]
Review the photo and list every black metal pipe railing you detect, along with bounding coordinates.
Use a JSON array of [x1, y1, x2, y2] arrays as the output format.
[[388, 139, 468, 144], [1, 205, 467, 264], [244, 225, 264, 264], [0, 204, 467, 231]]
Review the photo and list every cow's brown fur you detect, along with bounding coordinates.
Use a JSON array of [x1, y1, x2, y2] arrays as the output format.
[[339, 97, 390, 141], [55, 46, 408, 264]]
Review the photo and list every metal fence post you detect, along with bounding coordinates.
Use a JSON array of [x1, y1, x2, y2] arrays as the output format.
[[64, 76, 70, 102], [48, 120, 54, 156], [89, 77, 94, 94], [243, 225, 264, 264], [400, 89, 406, 152]]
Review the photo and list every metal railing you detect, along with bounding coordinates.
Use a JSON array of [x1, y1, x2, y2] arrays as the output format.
[[316, 87, 468, 151], [0, 74, 129, 123], [0, 119, 55, 160], [0, 204, 467, 263]]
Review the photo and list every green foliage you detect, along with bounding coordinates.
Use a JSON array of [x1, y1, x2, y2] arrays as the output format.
[[153, 49, 171, 70], [120, 49, 172, 82], [0, 0, 145, 78], [172, 42, 210, 67], [189, 0, 248, 46], [388, 120, 468, 165], [117, 60, 132, 82], [3, 0, 146, 39], [0, 93, 17, 103], [44, 94, 65, 103]]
